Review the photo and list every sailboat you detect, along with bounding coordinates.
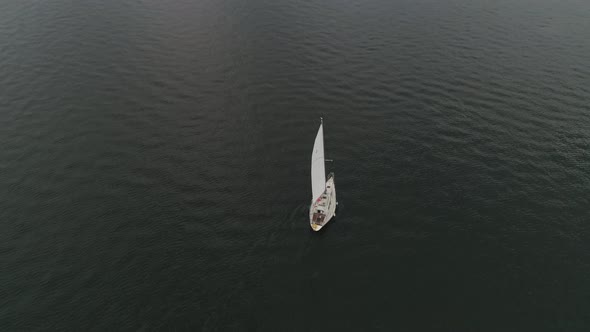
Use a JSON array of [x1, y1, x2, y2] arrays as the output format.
[[309, 118, 337, 231]]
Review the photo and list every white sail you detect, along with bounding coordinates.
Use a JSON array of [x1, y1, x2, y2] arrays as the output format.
[[311, 122, 326, 202]]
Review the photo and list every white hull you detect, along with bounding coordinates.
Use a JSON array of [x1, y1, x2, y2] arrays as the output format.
[[309, 174, 336, 231]]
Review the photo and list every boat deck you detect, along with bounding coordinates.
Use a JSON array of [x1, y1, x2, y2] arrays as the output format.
[[310, 174, 336, 230]]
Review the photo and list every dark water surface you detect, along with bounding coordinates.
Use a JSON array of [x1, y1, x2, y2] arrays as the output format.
[[2, 0, 590, 330]]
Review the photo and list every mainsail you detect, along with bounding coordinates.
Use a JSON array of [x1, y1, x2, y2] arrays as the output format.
[[311, 122, 326, 202]]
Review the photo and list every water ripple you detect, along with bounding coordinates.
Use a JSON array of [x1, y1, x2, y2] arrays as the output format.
[[1, 0, 590, 329]]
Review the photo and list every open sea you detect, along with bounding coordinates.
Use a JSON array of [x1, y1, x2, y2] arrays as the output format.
[[1, 0, 590, 330]]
